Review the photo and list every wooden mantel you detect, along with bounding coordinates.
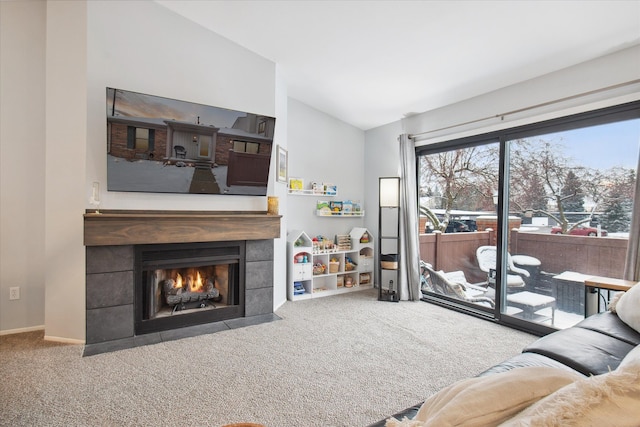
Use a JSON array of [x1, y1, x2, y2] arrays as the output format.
[[84, 210, 281, 246]]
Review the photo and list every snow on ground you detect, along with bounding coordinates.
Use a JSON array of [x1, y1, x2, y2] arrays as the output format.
[[108, 155, 192, 193], [107, 155, 267, 195]]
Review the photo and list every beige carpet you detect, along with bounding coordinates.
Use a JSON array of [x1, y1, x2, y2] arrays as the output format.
[[0, 289, 536, 427]]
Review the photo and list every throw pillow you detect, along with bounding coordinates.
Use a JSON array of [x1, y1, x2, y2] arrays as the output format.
[[613, 283, 640, 333], [618, 343, 640, 371], [384, 367, 581, 427], [500, 364, 640, 426]]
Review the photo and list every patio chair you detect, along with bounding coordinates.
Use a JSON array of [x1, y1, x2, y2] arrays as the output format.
[[174, 145, 187, 159], [476, 246, 528, 289], [420, 261, 495, 308], [420, 260, 555, 324]]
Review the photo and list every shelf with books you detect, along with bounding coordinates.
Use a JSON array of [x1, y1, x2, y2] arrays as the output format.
[[316, 210, 365, 217], [315, 199, 363, 217], [288, 188, 336, 196], [287, 179, 337, 196]]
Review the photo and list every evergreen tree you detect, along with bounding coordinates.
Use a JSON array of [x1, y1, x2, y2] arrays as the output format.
[[561, 171, 584, 213], [600, 170, 635, 233], [600, 197, 632, 233]]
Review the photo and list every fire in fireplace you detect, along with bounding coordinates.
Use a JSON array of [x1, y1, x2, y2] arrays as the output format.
[[135, 242, 245, 335], [154, 266, 225, 316]]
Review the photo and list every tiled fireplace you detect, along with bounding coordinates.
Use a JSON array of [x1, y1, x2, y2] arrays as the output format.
[[83, 210, 280, 356]]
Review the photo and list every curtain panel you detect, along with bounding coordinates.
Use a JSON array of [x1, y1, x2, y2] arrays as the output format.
[[398, 134, 421, 301]]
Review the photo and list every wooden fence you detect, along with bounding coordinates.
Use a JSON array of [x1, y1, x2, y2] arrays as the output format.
[[510, 230, 628, 278], [226, 150, 270, 187], [418, 230, 628, 283]]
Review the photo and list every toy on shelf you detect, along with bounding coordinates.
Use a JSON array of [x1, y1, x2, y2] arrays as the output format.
[[293, 282, 306, 295], [313, 262, 326, 275], [294, 253, 309, 263], [312, 236, 336, 253], [344, 256, 357, 271], [336, 235, 351, 250]]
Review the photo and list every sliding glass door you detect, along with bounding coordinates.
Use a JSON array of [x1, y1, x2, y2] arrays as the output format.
[[503, 119, 640, 329], [417, 141, 500, 314], [417, 102, 640, 334]]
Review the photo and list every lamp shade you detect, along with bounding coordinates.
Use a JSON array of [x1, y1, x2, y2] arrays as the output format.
[[379, 177, 400, 207]]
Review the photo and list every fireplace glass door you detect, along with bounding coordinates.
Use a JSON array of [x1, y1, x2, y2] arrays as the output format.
[[135, 242, 244, 335]]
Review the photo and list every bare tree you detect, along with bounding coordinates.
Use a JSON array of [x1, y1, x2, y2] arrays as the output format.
[[419, 136, 636, 236], [419, 146, 498, 230], [509, 139, 588, 233]]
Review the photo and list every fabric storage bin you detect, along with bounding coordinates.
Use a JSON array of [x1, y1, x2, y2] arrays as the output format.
[[329, 261, 340, 273], [381, 254, 398, 270]]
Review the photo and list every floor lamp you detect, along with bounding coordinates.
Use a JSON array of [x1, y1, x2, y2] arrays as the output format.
[[378, 177, 400, 302]]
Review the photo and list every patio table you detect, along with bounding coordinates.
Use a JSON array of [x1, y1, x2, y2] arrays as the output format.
[[506, 291, 556, 325], [584, 275, 635, 314]]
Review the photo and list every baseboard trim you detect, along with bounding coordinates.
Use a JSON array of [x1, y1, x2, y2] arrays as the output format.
[[44, 335, 85, 345], [0, 325, 45, 336]]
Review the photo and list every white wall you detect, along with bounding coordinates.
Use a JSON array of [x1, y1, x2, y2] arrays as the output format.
[[402, 45, 640, 144], [363, 121, 404, 237], [86, 0, 277, 212], [0, 0, 47, 333], [286, 98, 366, 238], [43, 0, 88, 343], [273, 65, 289, 310]]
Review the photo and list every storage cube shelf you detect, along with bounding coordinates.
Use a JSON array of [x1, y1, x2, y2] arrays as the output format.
[[286, 228, 374, 301]]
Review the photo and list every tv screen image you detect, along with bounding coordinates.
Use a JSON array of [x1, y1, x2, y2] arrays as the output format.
[[106, 87, 276, 196]]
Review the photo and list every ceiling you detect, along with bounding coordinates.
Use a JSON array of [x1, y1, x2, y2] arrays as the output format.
[[157, 0, 640, 131]]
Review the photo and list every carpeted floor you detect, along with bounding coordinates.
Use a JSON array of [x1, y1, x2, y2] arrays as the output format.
[[0, 289, 536, 427]]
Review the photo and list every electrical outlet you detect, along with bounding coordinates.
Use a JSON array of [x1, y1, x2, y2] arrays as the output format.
[[9, 287, 20, 300]]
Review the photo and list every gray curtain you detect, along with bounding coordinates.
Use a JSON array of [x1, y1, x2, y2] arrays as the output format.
[[624, 152, 640, 281], [398, 134, 421, 301]]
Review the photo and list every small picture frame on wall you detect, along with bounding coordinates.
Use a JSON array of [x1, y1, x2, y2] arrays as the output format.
[[277, 145, 288, 183]]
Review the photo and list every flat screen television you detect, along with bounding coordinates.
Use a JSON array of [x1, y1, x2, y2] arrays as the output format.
[[106, 87, 276, 196]]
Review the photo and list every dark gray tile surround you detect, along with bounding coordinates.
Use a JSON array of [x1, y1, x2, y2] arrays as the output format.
[[84, 240, 277, 356]]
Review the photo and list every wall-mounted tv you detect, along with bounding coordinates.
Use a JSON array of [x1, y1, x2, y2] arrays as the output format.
[[106, 87, 276, 196]]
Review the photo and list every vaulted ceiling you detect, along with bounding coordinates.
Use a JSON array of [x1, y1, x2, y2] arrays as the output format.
[[157, 0, 640, 130]]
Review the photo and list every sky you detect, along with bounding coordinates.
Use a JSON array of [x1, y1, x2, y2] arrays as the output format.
[[106, 87, 251, 129], [541, 119, 640, 170]]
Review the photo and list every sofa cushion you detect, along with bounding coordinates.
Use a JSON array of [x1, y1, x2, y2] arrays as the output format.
[[523, 326, 635, 375], [574, 311, 640, 346], [478, 352, 587, 377]]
